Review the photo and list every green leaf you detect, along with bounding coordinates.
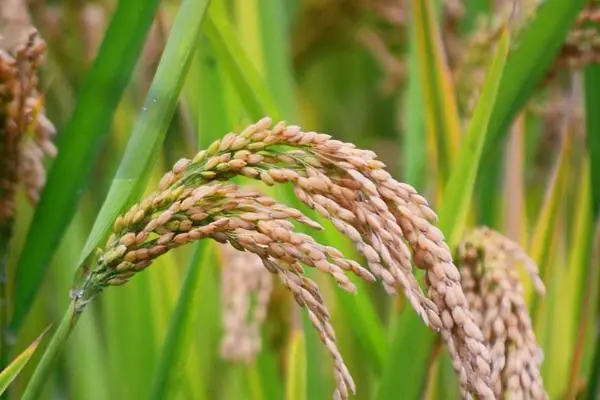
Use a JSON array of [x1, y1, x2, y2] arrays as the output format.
[[78, 0, 212, 266], [401, 8, 427, 191], [484, 0, 587, 160], [22, 303, 80, 400], [583, 65, 600, 400], [10, 0, 161, 335], [149, 242, 213, 400], [438, 28, 510, 246], [376, 309, 435, 400], [256, 0, 296, 119], [379, 25, 510, 399], [0, 329, 47, 395], [206, 2, 385, 392], [523, 96, 574, 395], [584, 66, 600, 218], [413, 0, 461, 179], [560, 160, 594, 399], [203, 4, 280, 121], [196, 34, 231, 146], [285, 330, 307, 400], [529, 132, 573, 283]]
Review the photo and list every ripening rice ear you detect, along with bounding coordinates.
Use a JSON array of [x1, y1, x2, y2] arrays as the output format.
[[0, 29, 55, 223], [457, 227, 547, 399], [78, 118, 495, 399]]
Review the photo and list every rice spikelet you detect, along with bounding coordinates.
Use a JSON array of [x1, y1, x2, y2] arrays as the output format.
[[220, 243, 272, 364], [549, 5, 600, 77], [0, 28, 55, 222], [457, 227, 547, 399]]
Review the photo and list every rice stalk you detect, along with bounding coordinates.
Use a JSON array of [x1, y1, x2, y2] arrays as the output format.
[[63, 117, 494, 399], [457, 227, 547, 399]]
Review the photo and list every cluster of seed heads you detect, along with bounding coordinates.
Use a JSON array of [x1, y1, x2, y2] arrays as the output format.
[[453, 14, 506, 114], [0, 29, 55, 223], [219, 242, 272, 364], [455, 2, 600, 115], [549, 5, 600, 77], [457, 227, 547, 399], [81, 117, 494, 399]]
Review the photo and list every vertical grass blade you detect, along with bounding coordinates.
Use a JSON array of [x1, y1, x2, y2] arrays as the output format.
[[585, 66, 600, 218], [149, 242, 213, 400], [402, 0, 427, 191], [79, 0, 212, 263], [503, 116, 526, 241], [413, 0, 461, 178], [197, 35, 231, 143], [583, 63, 600, 398], [206, 6, 326, 396], [564, 160, 594, 399], [438, 28, 510, 245], [257, 1, 296, 119], [21, 303, 79, 400], [53, 209, 109, 400], [526, 130, 573, 393], [484, 0, 586, 159], [376, 309, 435, 400], [16, 2, 213, 397], [10, 0, 161, 334], [285, 329, 307, 400], [585, 222, 600, 400], [207, 3, 385, 393], [529, 130, 573, 291], [204, 4, 280, 121], [379, 26, 510, 399], [0, 329, 46, 395]]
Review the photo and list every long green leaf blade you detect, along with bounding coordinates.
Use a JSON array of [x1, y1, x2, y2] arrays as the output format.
[[484, 0, 586, 159], [413, 0, 461, 178], [438, 28, 510, 245], [0, 329, 46, 395], [585, 66, 600, 218], [376, 309, 435, 400], [204, 5, 280, 121], [10, 0, 161, 334], [149, 242, 213, 399], [79, 0, 212, 265], [379, 26, 510, 399], [583, 65, 600, 400], [285, 329, 307, 400]]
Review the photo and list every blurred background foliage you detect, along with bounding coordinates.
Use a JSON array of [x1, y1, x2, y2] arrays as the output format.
[[1, 0, 600, 398]]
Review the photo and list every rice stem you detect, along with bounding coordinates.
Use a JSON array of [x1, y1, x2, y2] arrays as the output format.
[[21, 301, 80, 400]]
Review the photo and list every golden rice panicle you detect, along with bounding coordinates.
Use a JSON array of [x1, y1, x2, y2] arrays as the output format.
[[83, 182, 364, 399], [219, 243, 272, 364], [263, 257, 356, 399], [81, 118, 498, 399], [388, 192, 494, 399], [168, 117, 441, 331], [0, 28, 55, 223], [544, 4, 600, 80], [0, 45, 21, 223], [457, 227, 547, 400]]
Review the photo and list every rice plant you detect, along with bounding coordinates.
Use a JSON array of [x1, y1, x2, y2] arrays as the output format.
[[1, 0, 599, 399]]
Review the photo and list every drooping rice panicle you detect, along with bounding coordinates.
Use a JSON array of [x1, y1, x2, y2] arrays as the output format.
[[457, 227, 547, 399], [78, 118, 494, 399], [0, 28, 55, 222], [219, 242, 272, 364]]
